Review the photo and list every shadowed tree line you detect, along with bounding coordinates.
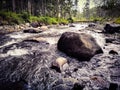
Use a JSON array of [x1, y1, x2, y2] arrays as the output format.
[[0, 0, 120, 24], [0, 0, 78, 18], [93, 0, 120, 18], [78, 0, 120, 22]]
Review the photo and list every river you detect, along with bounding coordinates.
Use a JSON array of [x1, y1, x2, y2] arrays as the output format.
[[0, 23, 119, 90]]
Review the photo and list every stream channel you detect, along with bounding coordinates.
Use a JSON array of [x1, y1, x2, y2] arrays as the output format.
[[0, 23, 120, 90]]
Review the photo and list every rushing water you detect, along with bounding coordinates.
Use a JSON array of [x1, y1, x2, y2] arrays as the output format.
[[0, 23, 120, 90], [0, 23, 90, 56]]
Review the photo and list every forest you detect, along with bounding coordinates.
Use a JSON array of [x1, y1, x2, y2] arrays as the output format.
[[0, 0, 78, 25], [0, 0, 120, 25]]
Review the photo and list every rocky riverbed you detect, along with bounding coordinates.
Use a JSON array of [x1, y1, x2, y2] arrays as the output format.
[[0, 23, 120, 90]]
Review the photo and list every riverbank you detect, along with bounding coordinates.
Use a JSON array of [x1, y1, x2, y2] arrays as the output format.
[[0, 11, 69, 26]]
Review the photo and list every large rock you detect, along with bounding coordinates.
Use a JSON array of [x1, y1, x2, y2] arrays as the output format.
[[88, 23, 96, 27], [57, 32, 103, 61], [104, 24, 120, 34]]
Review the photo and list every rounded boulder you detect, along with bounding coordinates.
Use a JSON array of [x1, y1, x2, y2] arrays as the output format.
[[57, 32, 103, 61]]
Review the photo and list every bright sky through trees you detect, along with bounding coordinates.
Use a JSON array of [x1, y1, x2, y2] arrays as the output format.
[[78, 0, 95, 12]]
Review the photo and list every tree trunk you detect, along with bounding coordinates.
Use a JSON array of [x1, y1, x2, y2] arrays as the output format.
[[57, 0, 61, 18], [12, 0, 15, 12], [28, 0, 32, 14]]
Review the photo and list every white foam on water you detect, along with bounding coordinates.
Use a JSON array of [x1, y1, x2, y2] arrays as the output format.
[[74, 23, 88, 30], [7, 49, 28, 56], [0, 40, 16, 48], [0, 54, 9, 57], [9, 32, 33, 39], [92, 33, 105, 47], [45, 37, 59, 45], [85, 31, 105, 48], [104, 44, 120, 54]]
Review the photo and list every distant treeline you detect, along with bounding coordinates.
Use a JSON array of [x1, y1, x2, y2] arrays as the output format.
[[93, 0, 120, 17], [0, 0, 78, 18]]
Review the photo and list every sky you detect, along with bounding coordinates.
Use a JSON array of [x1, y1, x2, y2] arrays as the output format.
[[77, 0, 95, 12]]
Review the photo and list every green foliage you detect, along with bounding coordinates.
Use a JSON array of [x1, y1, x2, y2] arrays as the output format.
[[67, 17, 74, 23], [115, 17, 120, 24], [29, 16, 40, 22], [30, 16, 68, 25], [38, 17, 58, 25], [30, 16, 58, 25], [57, 18, 68, 24], [0, 11, 24, 25], [49, 17, 58, 24], [19, 12, 30, 22], [78, 17, 88, 21], [0, 11, 69, 25], [90, 17, 103, 22]]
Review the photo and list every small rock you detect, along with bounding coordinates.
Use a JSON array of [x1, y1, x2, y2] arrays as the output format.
[[103, 47, 105, 49], [25, 23, 30, 27], [63, 63, 69, 71], [23, 29, 42, 33], [19, 26, 25, 30], [109, 50, 118, 55], [72, 83, 84, 90], [30, 22, 39, 28], [51, 57, 68, 72], [23, 39, 39, 43], [105, 38, 114, 43], [73, 68, 78, 72], [40, 26, 48, 30], [69, 24, 75, 27], [88, 23, 96, 27], [109, 83, 118, 90]]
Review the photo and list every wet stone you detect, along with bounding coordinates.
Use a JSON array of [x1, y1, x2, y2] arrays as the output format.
[[109, 83, 119, 90], [109, 50, 118, 55], [72, 83, 84, 90], [23, 29, 42, 33]]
